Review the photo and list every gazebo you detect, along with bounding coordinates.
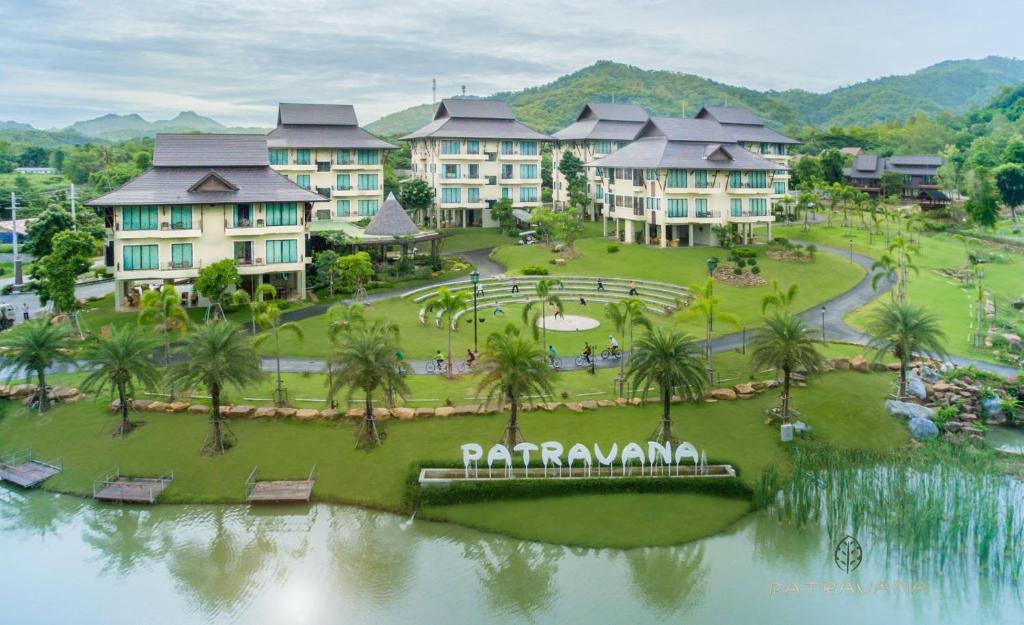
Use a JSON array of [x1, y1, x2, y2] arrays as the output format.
[[310, 193, 443, 264]]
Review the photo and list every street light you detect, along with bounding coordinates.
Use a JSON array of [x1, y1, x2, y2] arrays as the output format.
[[820, 306, 827, 344], [848, 238, 854, 264], [706, 257, 718, 277], [470, 270, 480, 353]]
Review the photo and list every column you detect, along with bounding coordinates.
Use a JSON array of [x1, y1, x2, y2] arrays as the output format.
[[615, 219, 620, 239], [297, 269, 307, 301], [624, 220, 635, 243], [767, 220, 773, 242], [644, 222, 651, 246], [688, 224, 694, 247], [114, 280, 126, 312], [659, 222, 667, 248], [602, 215, 608, 237]]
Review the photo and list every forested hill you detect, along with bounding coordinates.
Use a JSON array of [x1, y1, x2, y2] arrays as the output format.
[[366, 57, 1024, 137]]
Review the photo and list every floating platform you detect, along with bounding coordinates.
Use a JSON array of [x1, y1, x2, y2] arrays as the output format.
[[93, 468, 173, 503], [0, 450, 62, 488], [418, 464, 736, 487], [245, 466, 315, 503]]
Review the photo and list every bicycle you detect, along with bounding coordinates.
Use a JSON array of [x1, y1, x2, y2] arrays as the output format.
[[574, 354, 594, 367], [601, 346, 622, 360], [547, 357, 562, 370]]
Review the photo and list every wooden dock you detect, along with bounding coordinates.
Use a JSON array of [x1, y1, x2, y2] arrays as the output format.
[[245, 466, 315, 503], [0, 450, 62, 488], [93, 468, 173, 503]]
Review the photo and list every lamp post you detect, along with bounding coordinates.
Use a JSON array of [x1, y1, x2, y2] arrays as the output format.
[[820, 306, 827, 344], [848, 238, 854, 264], [470, 270, 480, 353], [706, 257, 718, 277]]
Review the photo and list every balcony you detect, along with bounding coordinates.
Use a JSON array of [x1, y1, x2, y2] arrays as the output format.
[[727, 210, 773, 222], [332, 186, 377, 197], [115, 222, 202, 239], [225, 219, 305, 236]]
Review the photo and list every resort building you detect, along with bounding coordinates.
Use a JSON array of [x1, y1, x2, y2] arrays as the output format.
[[551, 102, 650, 218], [87, 134, 326, 311], [590, 117, 786, 247], [267, 103, 396, 223], [843, 153, 949, 209], [403, 98, 551, 228]]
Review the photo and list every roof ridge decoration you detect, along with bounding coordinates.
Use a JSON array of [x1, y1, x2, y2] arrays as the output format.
[[187, 170, 239, 193]]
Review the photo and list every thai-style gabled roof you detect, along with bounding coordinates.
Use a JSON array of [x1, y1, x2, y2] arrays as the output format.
[[552, 102, 650, 141], [278, 103, 358, 126], [268, 103, 396, 150], [401, 98, 551, 141], [363, 193, 420, 236]]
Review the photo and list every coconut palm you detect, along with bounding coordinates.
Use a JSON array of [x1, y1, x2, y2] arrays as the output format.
[[477, 325, 555, 448], [326, 302, 367, 342], [79, 326, 161, 437], [424, 287, 470, 378], [253, 304, 303, 407], [749, 313, 825, 422], [0, 319, 73, 413], [521, 278, 564, 347], [167, 322, 264, 453], [604, 298, 652, 393], [231, 283, 277, 334], [760, 280, 800, 314], [327, 321, 408, 447], [138, 284, 190, 399], [625, 328, 707, 442], [677, 278, 740, 384], [866, 302, 946, 398]]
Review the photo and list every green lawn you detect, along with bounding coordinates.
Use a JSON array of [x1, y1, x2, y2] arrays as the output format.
[[441, 228, 519, 253]]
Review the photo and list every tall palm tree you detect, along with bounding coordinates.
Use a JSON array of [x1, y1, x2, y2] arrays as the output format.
[[477, 325, 555, 448], [424, 287, 470, 378], [760, 280, 799, 314], [138, 284, 190, 399], [866, 303, 946, 398], [887, 235, 918, 303], [327, 321, 408, 447], [625, 328, 707, 443], [79, 326, 161, 437], [748, 313, 825, 423], [231, 283, 277, 334], [870, 253, 899, 302], [677, 278, 740, 384], [326, 302, 367, 342], [0, 320, 73, 413], [521, 278, 564, 347], [253, 304, 303, 407], [167, 322, 265, 453], [604, 298, 652, 393]]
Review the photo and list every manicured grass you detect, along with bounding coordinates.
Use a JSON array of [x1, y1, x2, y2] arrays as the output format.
[[441, 228, 519, 253]]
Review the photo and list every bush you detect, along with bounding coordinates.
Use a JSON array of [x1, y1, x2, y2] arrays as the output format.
[[733, 247, 758, 259], [733, 267, 743, 276], [736, 259, 747, 268], [751, 265, 761, 275], [0, 285, 11, 295], [773, 237, 788, 246], [522, 265, 549, 276], [607, 244, 620, 254], [747, 258, 757, 267]]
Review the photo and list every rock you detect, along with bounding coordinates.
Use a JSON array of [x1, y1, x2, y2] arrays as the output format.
[[345, 408, 364, 419], [763, 379, 780, 389], [188, 404, 209, 414], [218, 405, 232, 416], [147, 401, 169, 413], [710, 388, 737, 401], [905, 375, 927, 400], [933, 381, 955, 393], [615, 398, 629, 406], [434, 406, 455, 417], [963, 426, 984, 436], [415, 408, 435, 418], [628, 397, 642, 406], [565, 402, 584, 413], [886, 363, 902, 371], [132, 399, 151, 410], [981, 397, 1005, 421], [553, 258, 566, 266], [885, 399, 935, 420], [391, 407, 416, 421], [919, 365, 941, 382], [832, 357, 851, 370], [295, 408, 319, 421], [254, 407, 278, 418], [373, 407, 390, 421], [168, 401, 190, 413], [705, 398, 718, 403], [737, 393, 756, 400], [961, 412, 978, 421], [751, 381, 766, 391], [939, 361, 955, 373], [544, 402, 565, 411], [580, 400, 599, 410], [109, 399, 123, 412], [733, 383, 756, 395], [850, 356, 870, 372], [452, 404, 481, 416], [943, 421, 964, 433], [597, 400, 617, 408], [52, 387, 79, 400], [909, 417, 939, 440], [277, 407, 297, 418], [229, 405, 255, 418]]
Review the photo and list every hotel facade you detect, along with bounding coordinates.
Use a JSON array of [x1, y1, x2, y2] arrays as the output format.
[[403, 99, 551, 228]]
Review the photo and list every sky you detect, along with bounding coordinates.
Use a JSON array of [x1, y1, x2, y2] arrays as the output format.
[[2, 0, 1023, 129]]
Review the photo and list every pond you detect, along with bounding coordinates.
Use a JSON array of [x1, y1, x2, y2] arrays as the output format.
[[1, 485, 1021, 624]]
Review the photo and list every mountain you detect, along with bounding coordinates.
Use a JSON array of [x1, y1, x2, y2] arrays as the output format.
[[0, 120, 36, 131], [67, 111, 267, 141], [366, 57, 1024, 137]]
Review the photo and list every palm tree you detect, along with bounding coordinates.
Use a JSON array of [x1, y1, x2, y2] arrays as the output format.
[[625, 328, 707, 443], [424, 287, 470, 378], [866, 303, 946, 398], [760, 280, 799, 314], [327, 321, 408, 447], [326, 302, 367, 342], [167, 322, 265, 453], [79, 326, 161, 437], [748, 313, 825, 423], [138, 284, 190, 399], [0, 320, 73, 413], [604, 298, 652, 394], [231, 283, 277, 334], [677, 278, 740, 384], [253, 304, 303, 406], [887, 236, 918, 302], [521, 278, 564, 347], [477, 325, 555, 448], [870, 253, 899, 302]]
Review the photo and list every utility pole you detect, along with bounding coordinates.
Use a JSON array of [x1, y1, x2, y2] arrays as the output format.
[[432, 78, 436, 105], [10, 192, 22, 289], [70, 183, 77, 228]]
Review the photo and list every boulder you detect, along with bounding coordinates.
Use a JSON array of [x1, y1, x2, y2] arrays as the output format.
[[147, 401, 169, 413], [886, 362, 902, 371], [849, 356, 870, 372], [320, 409, 338, 420], [885, 399, 935, 421], [553, 258, 566, 266], [543, 402, 564, 411], [452, 404, 481, 416], [737, 393, 756, 400], [615, 398, 629, 406], [391, 407, 416, 421], [295, 408, 320, 421], [188, 404, 210, 414], [580, 400, 599, 410], [905, 375, 927, 400], [52, 387, 80, 400], [933, 382, 955, 393], [373, 407, 390, 421], [919, 365, 941, 382], [981, 397, 1005, 421], [345, 408, 364, 419], [943, 421, 964, 433], [628, 397, 642, 406], [434, 406, 455, 417], [751, 381, 766, 391], [415, 408, 435, 418], [9, 384, 35, 399], [168, 401, 190, 413], [832, 357, 851, 370], [597, 400, 617, 408], [565, 402, 584, 413], [710, 388, 737, 401], [733, 383, 756, 395], [277, 407, 297, 418], [254, 407, 278, 418], [762, 379, 780, 389], [229, 405, 255, 418], [909, 417, 939, 440], [218, 405, 232, 416], [131, 399, 151, 410]]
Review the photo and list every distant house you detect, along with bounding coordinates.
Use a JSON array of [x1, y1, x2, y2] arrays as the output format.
[[0, 218, 30, 244], [13, 167, 57, 175], [843, 154, 949, 209], [839, 147, 864, 157]]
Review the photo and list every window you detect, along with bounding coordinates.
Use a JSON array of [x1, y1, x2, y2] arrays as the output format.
[[748, 172, 767, 188], [317, 161, 331, 172], [234, 241, 253, 264], [357, 199, 379, 216], [647, 197, 660, 211], [467, 140, 480, 154], [667, 170, 688, 188], [694, 171, 709, 188], [295, 149, 311, 165], [357, 174, 378, 190], [442, 164, 460, 179], [122, 206, 158, 231], [170, 243, 193, 268], [468, 187, 480, 202], [336, 150, 352, 165], [442, 188, 461, 203], [749, 198, 768, 216], [441, 140, 461, 155], [266, 239, 298, 264], [296, 174, 310, 189], [520, 164, 538, 179], [265, 202, 298, 226], [773, 181, 786, 195], [501, 187, 511, 199], [520, 141, 538, 156], [268, 149, 288, 165], [501, 164, 513, 180], [123, 244, 158, 270], [500, 141, 514, 155], [520, 187, 538, 202], [357, 149, 379, 165], [596, 185, 604, 199], [644, 169, 658, 181], [594, 140, 612, 155], [336, 174, 351, 190], [695, 198, 709, 218], [731, 198, 742, 217], [728, 172, 742, 188], [170, 205, 192, 229], [232, 204, 253, 227], [336, 200, 350, 216], [468, 164, 479, 179], [667, 199, 688, 218]]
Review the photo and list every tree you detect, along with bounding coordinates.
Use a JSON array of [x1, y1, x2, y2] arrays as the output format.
[[876, 236, 918, 303], [194, 259, 241, 310], [549, 209, 584, 252], [866, 303, 946, 398], [677, 279, 740, 384], [818, 149, 845, 184], [398, 177, 434, 225], [880, 170, 904, 197], [521, 278, 564, 348], [761, 280, 799, 314], [625, 328, 706, 442], [604, 298, 652, 393], [231, 283, 276, 334], [1002, 138, 1024, 165], [477, 325, 555, 448], [168, 322, 265, 453], [558, 152, 590, 214], [965, 170, 1000, 228], [80, 326, 161, 437], [337, 252, 374, 295], [23, 207, 76, 257], [327, 321, 408, 447], [748, 313, 825, 422], [35, 230, 97, 317], [0, 320, 73, 413], [253, 304, 304, 406], [490, 197, 515, 233], [312, 250, 342, 297], [993, 163, 1024, 222], [791, 156, 823, 188], [424, 287, 470, 378], [326, 303, 367, 342], [138, 284, 190, 399]]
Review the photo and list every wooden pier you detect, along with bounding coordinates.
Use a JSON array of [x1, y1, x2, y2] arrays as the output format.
[[245, 466, 315, 503], [0, 450, 62, 488], [93, 468, 173, 503]]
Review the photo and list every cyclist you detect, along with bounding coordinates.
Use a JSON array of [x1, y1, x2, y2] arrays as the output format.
[[607, 335, 620, 356], [465, 348, 476, 368], [395, 350, 408, 375], [582, 342, 593, 365], [547, 344, 558, 366], [434, 350, 446, 371]]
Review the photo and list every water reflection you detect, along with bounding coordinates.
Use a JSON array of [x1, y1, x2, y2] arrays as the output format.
[[83, 506, 165, 575], [459, 536, 563, 619], [624, 543, 707, 614], [0, 485, 82, 536], [328, 505, 420, 607]]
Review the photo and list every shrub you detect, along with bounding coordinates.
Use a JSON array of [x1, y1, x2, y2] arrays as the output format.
[[751, 265, 761, 275], [522, 265, 549, 276], [747, 258, 757, 267], [773, 237, 789, 246], [736, 259, 747, 268], [733, 247, 758, 259], [733, 267, 743, 276], [607, 244, 620, 254], [0, 285, 11, 295]]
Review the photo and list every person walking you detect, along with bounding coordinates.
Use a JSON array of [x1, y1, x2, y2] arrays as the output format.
[[578, 295, 587, 306], [22, 303, 30, 322], [628, 281, 639, 296], [597, 278, 605, 291], [493, 301, 505, 316], [510, 278, 519, 294]]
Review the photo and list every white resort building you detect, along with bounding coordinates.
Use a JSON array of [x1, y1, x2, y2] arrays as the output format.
[[87, 134, 326, 311], [403, 99, 550, 228]]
